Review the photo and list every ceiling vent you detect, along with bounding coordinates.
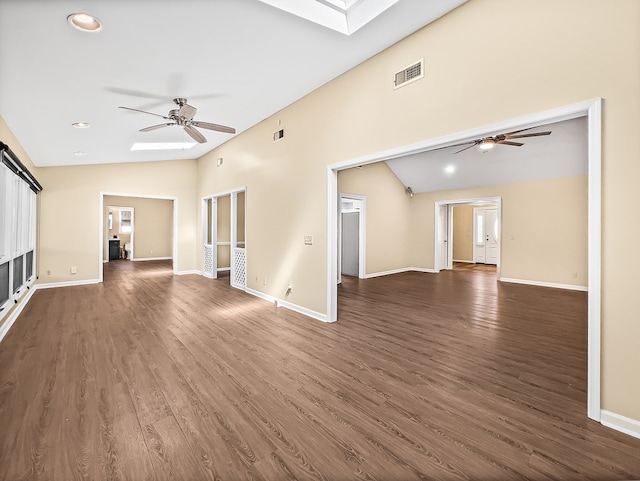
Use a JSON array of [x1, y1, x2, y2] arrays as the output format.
[[273, 129, 285, 142], [393, 58, 424, 89]]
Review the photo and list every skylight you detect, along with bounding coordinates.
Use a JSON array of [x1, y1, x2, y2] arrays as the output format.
[[256, 0, 400, 35]]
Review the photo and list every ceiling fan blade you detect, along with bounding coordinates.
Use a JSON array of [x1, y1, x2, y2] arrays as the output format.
[[192, 121, 236, 134], [184, 125, 207, 143], [497, 141, 524, 147], [178, 104, 197, 120], [506, 131, 552, 139], [119, 106, 169, 119], [454, 142, 478, 154], [107, 87, 166, 100], [140, 123, 175, 132]]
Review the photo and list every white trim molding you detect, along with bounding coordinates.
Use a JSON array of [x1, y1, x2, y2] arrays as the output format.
[[500, 277, 588, 292], [601, 410, 640, 440], [364, 267, 437, 278], [37, 279, 101, 290], [131, 256, 173, 262], [245, 287, 330, 323], [175, 270, 201, 276], [0, 286, 37, 343]]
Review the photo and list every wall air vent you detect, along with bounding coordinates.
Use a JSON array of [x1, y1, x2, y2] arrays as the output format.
[[393, 58, 424, 90], [273, 129, 285, 142]]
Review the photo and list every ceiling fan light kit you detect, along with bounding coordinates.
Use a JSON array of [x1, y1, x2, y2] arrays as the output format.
[[119, 98, 236, 144], [479, 138, 496, 150], [452, 127, 552, 154]]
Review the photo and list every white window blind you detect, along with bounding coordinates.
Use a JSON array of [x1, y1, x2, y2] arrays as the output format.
[[0, 143, 41, 316]]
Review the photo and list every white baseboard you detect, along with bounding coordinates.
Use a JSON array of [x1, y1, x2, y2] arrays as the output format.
[[131, 256, 173, 262], [37, 278, 100, 289], [410, 267, 438, 274], [500, 277, 588, 292], [245, 287, 330, 323], [0, 286, 37, 343], [601, 410, 640, 440], [175, 270, 201, 276], [365, 267, 437, 278], [217, 267, 230, 272], [453, 259, 474, 263]]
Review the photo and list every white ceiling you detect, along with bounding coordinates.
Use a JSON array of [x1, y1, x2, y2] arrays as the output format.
[[385, 117, 588, 193], [0, 0, 466, 167]]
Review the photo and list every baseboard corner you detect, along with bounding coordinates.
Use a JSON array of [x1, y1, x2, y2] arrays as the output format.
[[601, 410, 640, 440]]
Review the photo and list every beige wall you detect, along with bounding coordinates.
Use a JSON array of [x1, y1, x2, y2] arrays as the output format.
[[452, 205, 474, 262], [195, 0, 640, 419], [338, 163, 412, 275], [36, 160, 196, 283], [410, 178, 587, 286], [103, 197, 173, 261], [338, 165, 586, 286]]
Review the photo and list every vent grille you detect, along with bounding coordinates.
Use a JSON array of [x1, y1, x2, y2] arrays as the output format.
[[393, 59, 424, 89], [273, 129, 285, 142]]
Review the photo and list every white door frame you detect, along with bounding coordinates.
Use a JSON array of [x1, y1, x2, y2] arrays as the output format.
[[327, 98, 601, 421], [434, 197, 501, 273], [338, 193, 366, 281], [99, 192, 178, 279], [202, 186, 247, 289]]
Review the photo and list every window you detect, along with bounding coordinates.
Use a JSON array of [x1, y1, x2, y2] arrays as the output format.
[[26, 250, 34, 280], [0, 262, 9, 308], [119, 209, 132, 234], [13, 255, 23, 294], [475, 212, 484, 246], [0, 143, 41, 315]]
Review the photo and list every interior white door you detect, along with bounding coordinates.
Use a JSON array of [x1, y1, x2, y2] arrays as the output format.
[[436, 204, 449, 271]]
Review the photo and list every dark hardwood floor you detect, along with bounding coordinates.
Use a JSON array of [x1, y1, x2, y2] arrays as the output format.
[[1, 260, 639, 480]]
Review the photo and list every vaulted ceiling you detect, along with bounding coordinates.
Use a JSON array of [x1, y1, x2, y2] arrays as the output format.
[[0, 0, 466, 167]]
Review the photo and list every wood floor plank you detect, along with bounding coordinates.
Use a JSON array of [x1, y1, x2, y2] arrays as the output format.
[[1, 260, 639, 480]]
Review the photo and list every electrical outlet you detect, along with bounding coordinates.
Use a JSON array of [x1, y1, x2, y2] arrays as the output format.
[[263, 277, 267, 285], [70, 266, 77, 274], [571, 272, 578, 278], [46, 269, 51, 276]]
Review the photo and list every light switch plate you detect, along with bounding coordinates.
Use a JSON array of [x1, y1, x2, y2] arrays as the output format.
[[304, 235, 313, 245]]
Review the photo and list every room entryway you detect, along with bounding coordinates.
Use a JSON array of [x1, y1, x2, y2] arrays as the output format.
[[202, 189, 246, 290], [338, 194, 366, 281]]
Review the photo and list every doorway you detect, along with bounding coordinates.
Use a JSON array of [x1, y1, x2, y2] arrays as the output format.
[[338, 193, 366, 281], [105, 206, 134, 262], [99, 193, 178, 281], [327, 99, 601, 421], [202, 188, 246, 290], [434, 197, 501, 273]]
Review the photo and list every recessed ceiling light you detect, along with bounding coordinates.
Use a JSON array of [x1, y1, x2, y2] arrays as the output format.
[[444, 164, 456, 174], [131, 142, 197, 151], [72, 122, 90, 128], [67, 12, 102, 32], [74, 151, 87, 156]]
